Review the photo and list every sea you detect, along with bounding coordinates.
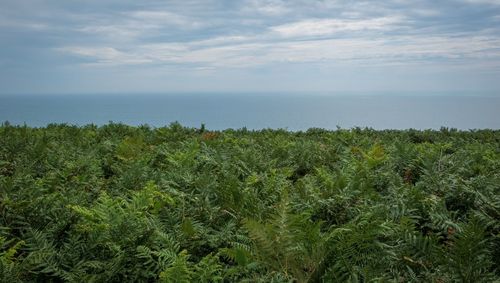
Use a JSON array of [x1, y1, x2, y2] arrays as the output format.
[[1, 93, 499, 131]]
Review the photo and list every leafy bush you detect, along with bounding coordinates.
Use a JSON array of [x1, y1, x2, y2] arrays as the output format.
[[0, 123, 499, 282]]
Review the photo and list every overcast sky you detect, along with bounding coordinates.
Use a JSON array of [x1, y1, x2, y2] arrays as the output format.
[[1, 0, 500, 94]]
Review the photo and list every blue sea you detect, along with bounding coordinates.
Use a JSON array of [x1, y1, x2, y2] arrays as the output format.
[[1, 93, 499, 130]]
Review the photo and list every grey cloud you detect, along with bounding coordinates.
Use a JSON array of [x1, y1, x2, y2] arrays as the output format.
[[1, 0, 500, 93]]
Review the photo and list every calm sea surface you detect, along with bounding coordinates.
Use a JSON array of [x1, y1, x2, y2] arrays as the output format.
[[1, 94, 499, 130]]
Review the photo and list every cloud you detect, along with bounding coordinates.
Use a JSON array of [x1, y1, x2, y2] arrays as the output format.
[[76, 10, 205, 41], [270, 16, 404, 38], [410, 8, 441, 17], [127, 10, 204, 29], [0, 18, 49, 30], [57, 46, 152, 65], [3, 0, 500, 93], [50, 0, 500, 71], [243, 0, 290, 16], [57, 32, 500, 70], [461, 0, 500, 5]]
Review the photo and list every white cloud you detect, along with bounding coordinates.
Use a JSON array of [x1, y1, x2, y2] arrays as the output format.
[[57, 33, 500, 69], [78, 25, 141, 38], [54, 3, 500, 71], [191, 35, 252, 47], [0, 18, 48, 30], [270, 16, 404, 38], [57, 46, 152, 65], [127, 10, 204, 29], [461, 0, 500, 5], [77, 10, 204, 40], [410, 9, 441, 17], [243, 0, 290, 16]]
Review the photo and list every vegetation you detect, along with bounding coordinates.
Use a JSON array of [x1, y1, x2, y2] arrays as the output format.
[[0, 122, 499, 282]]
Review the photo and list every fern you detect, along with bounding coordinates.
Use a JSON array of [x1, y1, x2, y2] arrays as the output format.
[[0, 236, 24, 282], [159, 250, 192, 283], [244, 191, 328, 282], [193, 253, 223, 283], [1, 124, 500, 282], [445, 217, 495, 283]]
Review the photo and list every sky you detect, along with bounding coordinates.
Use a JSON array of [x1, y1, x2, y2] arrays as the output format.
[[1, 0, 500, 94]]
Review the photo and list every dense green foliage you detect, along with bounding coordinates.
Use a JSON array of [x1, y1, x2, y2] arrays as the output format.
[[1, 122, 499, 282]]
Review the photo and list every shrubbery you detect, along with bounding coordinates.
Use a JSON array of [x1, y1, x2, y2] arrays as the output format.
[[0, 123, 499, 282]]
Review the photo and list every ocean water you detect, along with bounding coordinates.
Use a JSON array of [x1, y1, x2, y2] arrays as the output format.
[[1, 93, 499, 130]]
